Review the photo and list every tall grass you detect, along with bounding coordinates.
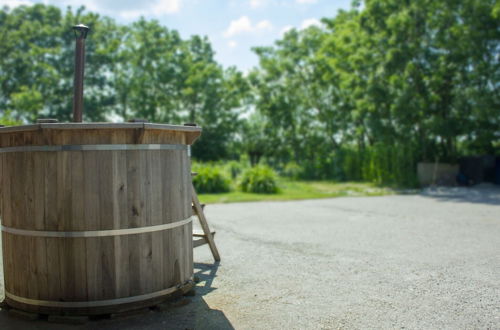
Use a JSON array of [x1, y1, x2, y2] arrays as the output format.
[[295, 143, 419, 187]]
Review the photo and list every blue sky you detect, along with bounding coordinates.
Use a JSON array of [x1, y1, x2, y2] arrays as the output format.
[[1, 0, 352, 71]]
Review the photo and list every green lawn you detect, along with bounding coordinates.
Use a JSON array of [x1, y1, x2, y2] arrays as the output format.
[[198, 180, 395, 204]]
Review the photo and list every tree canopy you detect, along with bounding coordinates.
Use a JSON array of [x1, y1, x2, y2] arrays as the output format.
[[250, 0, 499, 182], [0, 4, 248, 160], [0, 1, 498, 184]]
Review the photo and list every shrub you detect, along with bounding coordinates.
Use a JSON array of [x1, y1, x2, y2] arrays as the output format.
[[282, 161, 302, 179], [192, 163, 231, 193], [225, 160, 246, 179], [0, 111, 21, 126], [240, 165, 279, 194]]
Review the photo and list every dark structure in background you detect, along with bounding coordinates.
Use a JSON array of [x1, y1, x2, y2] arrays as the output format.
[[458, 156, 500, 186], [496, 158, 500, 185]]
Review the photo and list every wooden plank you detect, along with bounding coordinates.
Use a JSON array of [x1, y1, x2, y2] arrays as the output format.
[[193, 231, 216, 238], [149, 149, 163, 292], [0, 153, 16, 302], [0, 122, 202, 134], [0, 124, 39, 133], [43, 149, 61, 304], [10, 152, 25, 298], [180, 151, 192, 282], [40, 123, 143, 130], [58, 137, 74, 303], [7, 138, 28, 302], [24, 151, 39, 303], [169, 150, 181, 286], [191, 185, 220, 262], [70, 150, 87, 301], [193, 237, 208, 248], [112, 149, 130, 298], [99, 149, 115, 299], [144, 123, 200, 131], [1, 233, 12, 297], [161, 150, 173, 289], [33, 152, 48, 305], [84, 151, 101, 301], [139, 149, 153, 295], [126, 149, 142, 297]]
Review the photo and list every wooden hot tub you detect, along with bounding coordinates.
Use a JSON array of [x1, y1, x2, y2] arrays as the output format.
[[0, 122, 201, 315]]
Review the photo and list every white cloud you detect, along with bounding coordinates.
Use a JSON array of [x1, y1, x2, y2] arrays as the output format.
[[118, 0, 180, 19], [301, 18, 322, 29], [0, 0, 181, 18], [119, 9, 144, 20], [228, 40, 238, 48], [296, 0, 317, 4], [249, 0, 267, 8], [223, 16, 273, 38], [0, 0, 35, 8], [46, 0, 100, 12], [224, 16, 252, 37], [256, 20, 272, 30], [153, 0, 180, 14], [0, 0, 106, 12]]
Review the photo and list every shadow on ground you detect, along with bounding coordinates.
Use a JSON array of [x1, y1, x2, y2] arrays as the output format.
[[421, 184, 500, 205], [0, 262, 233, 330]]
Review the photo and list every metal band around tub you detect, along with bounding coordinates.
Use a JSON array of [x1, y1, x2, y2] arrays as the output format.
[[5, 282, 190, 307], [0, 143, 187, 153], [1, 217, 192, 238]]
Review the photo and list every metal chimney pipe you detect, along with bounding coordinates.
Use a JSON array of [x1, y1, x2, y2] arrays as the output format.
[[72, 24, 89, 122]]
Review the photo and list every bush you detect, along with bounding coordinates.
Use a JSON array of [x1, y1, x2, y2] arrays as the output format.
[[240, 165, 279, 194], [192, 163, 231, 193], [282, 161, 302, 179], [0, 111, 21, 126], [225, 160, 247, 179]]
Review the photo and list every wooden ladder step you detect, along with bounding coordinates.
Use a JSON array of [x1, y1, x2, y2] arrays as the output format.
[[192, 231, 216, 248], [193, 231, 215, 238]]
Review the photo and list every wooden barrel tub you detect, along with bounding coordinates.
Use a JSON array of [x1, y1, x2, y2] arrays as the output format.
[[0, 122, 201, 315]]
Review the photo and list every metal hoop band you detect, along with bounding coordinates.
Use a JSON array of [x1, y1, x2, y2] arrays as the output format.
[[1, 217, 192, 238], [5, 283, 188, 307], [0, 144, 187, 153]]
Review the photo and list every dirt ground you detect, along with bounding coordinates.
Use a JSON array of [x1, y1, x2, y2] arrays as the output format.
[[0, 185, 499, 329]]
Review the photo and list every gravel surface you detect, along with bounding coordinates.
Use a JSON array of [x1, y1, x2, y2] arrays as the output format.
[[0, 186, 499, 329]]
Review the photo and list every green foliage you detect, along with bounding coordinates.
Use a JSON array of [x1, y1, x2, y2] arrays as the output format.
[[192, 163, 231, 194], [0, 4, 121, 122], [251, 0, 500, 185], [294, 144, 418, 187], [0, 111, 21, 126], [240, 165, 279, 194], [1, 2, 498, 187], [224, 160, 248, 179], [0, 5, 248, 161], [345, 144, 418, 187], [241, 112, 269, 166], [282, 162, 303, 180], [9, 86, 43, 119]]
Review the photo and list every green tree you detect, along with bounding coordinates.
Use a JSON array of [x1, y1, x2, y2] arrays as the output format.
[[251, 0, 499, 183], [0, 4, 249, 161], [178, 37, 249, 160], [0, 4, 121, 122]]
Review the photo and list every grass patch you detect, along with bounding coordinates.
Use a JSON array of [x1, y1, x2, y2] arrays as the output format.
[[198, 180, 395, 204]]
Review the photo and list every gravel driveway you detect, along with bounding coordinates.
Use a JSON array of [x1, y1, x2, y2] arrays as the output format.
[[1, 186, 499, 329]]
